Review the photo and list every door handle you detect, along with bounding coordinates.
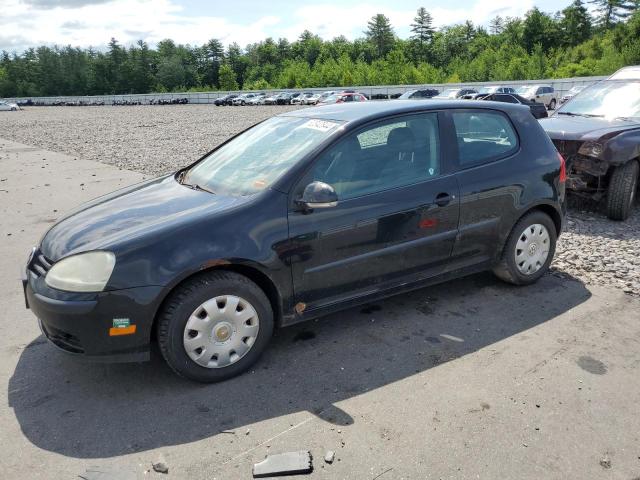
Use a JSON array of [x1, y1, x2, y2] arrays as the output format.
[[435, 192, 452, 207]]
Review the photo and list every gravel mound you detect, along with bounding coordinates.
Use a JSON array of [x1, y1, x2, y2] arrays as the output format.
[[0, 105, 638, 295], [0, 105, 300, 175]]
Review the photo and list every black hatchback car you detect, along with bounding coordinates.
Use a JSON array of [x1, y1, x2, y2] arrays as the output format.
[[23, 101, 566, 382]]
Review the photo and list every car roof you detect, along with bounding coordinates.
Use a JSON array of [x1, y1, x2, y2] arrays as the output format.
[[280, 99, 524, 123], [609, 65, 640, 80]]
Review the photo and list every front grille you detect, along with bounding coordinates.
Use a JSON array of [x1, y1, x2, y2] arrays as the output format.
[[41, 322, 84, 354], [28, 249, 54, 278]]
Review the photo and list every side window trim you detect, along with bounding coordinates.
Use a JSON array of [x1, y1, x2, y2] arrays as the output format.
[[290, 110, 446, 204], [445, 108, 521, 171]]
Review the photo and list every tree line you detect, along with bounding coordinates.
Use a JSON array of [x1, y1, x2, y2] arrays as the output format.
[[1, 0, 639, 98]]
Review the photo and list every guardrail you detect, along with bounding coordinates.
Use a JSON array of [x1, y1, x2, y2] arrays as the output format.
[[2, 75, 607, 106]]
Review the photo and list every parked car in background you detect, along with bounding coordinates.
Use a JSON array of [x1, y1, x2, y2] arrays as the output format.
[[224, 94, 239, 106], [288, 93, 304, 104], [233, 93, 258, 106], [317, 92, 368, 105], [298, 93, 317, 105], [540, 77, 640, 220], [214, 94, 238, 106], [464, 86, 517, 100], [517, 85, 557, 110], [561, 85, 586, 104], [276, 93, 293, 105], [24, 100, 565, 382], [398, 89, 440, 100], [481, 93, 548, 119], [0, 100, 19, 111], [315, 91, 336, 104], [263, 93, 280, 105], [246, 94, 266, 105], [291, 93, 312, 105], [433, 88, 477, 99]]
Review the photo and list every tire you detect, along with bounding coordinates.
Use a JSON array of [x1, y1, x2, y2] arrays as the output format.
[[157, 271, 274, 383], [549, 99, 556, 110], [606, 160, 639, 221], [493, 211, 557, 286]]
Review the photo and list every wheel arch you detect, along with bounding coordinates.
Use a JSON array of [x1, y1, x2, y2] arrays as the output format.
[[150, 262, 284, 341], [497, 202, 563, 263]]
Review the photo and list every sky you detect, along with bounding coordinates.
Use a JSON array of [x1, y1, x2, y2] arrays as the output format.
[[1, 0, 578, 53]]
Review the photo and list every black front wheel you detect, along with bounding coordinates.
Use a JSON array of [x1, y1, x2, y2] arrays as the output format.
[[157, 271, 274, 383], [606, 160, 638, 221]]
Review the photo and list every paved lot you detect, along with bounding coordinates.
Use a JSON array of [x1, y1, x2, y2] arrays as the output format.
[[1, 138, 640, 479]]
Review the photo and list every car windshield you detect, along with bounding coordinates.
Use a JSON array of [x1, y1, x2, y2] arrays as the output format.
[[182, 116, 343, 195], [478, 87, 497, 94], [556, 81, 640, 120], [568, 86, 585, 95]]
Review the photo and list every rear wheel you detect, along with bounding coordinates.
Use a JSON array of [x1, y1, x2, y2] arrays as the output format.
[[158, 271, 274, 382], [606, 160, 639, 221], [548, 99, 556, 110], [493, 211, 557, 286]]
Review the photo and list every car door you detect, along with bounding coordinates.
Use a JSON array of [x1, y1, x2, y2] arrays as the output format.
[[447, 109, 520, 267], [287, 111, 460, 311]]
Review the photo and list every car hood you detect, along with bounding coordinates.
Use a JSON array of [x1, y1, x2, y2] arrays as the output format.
[[41, 175, 246, 261], [540, 115, 640, 141]]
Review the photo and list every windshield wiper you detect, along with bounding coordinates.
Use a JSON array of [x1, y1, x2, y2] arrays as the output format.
[[557, 112, 604, 118], [178, 171, 215, 194]]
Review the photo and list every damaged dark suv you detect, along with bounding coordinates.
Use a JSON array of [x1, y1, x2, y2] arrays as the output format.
[[540, 78, 640, 220]]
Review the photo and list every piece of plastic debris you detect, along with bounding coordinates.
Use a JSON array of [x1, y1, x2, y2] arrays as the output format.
[[324, 451, 335, 464], [252, 451, 313, 478], [152, 461, 168, 474]]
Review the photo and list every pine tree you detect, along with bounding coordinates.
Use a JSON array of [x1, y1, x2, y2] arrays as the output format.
[[489, 16, 504, 34], [561, 0, 592, 45], [589, 0, 637, 28], [411, 7, 435, 44], [365, 14, 396, 59]]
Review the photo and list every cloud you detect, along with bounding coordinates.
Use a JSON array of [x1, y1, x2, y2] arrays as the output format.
[[0, 0, 537, 53], [22, 0, 112, 8]]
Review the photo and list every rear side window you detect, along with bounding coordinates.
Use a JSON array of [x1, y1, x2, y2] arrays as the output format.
[[451, 110, 518, 166], [496, 94, 518, 104]]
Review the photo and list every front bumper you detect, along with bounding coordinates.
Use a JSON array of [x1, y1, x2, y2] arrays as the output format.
[[23, 264, 164, 363]]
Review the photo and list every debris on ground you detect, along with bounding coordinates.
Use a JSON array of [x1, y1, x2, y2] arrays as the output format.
[[599, 456, 612, 469], [324, 450, 335, 464], [78, 467, 136, 480], [152, 456, 169, 474], [252, 450, 313, 478]]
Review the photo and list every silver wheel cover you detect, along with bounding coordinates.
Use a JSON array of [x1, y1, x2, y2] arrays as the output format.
[[514, 223, 550, 275], [183, 295, 259, 369]]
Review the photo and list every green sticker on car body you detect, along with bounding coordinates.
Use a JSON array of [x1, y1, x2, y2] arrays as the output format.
[[112, 318, 130, 328]]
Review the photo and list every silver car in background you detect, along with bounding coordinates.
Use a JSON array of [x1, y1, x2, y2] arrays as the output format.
[[0, 100, 19, 111]]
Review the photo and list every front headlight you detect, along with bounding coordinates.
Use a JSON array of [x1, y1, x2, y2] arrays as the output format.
[[578, 141, 604, 158], [45, 251, 116, 292]]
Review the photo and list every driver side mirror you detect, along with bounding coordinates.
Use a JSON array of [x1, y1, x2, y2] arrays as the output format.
[[298, 181, 338, 210]]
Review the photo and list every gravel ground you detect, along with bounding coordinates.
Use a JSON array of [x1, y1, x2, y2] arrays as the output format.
[[0, 105, 638, 295]]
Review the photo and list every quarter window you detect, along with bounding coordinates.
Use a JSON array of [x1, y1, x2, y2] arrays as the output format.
[[451, 111, 518, 166], [307, 113, 441, 199]]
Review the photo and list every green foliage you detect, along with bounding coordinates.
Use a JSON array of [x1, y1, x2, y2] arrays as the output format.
[[1, 6, 639, 98], [218, 63, 238, 90], [365, 14, 396, 59]]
